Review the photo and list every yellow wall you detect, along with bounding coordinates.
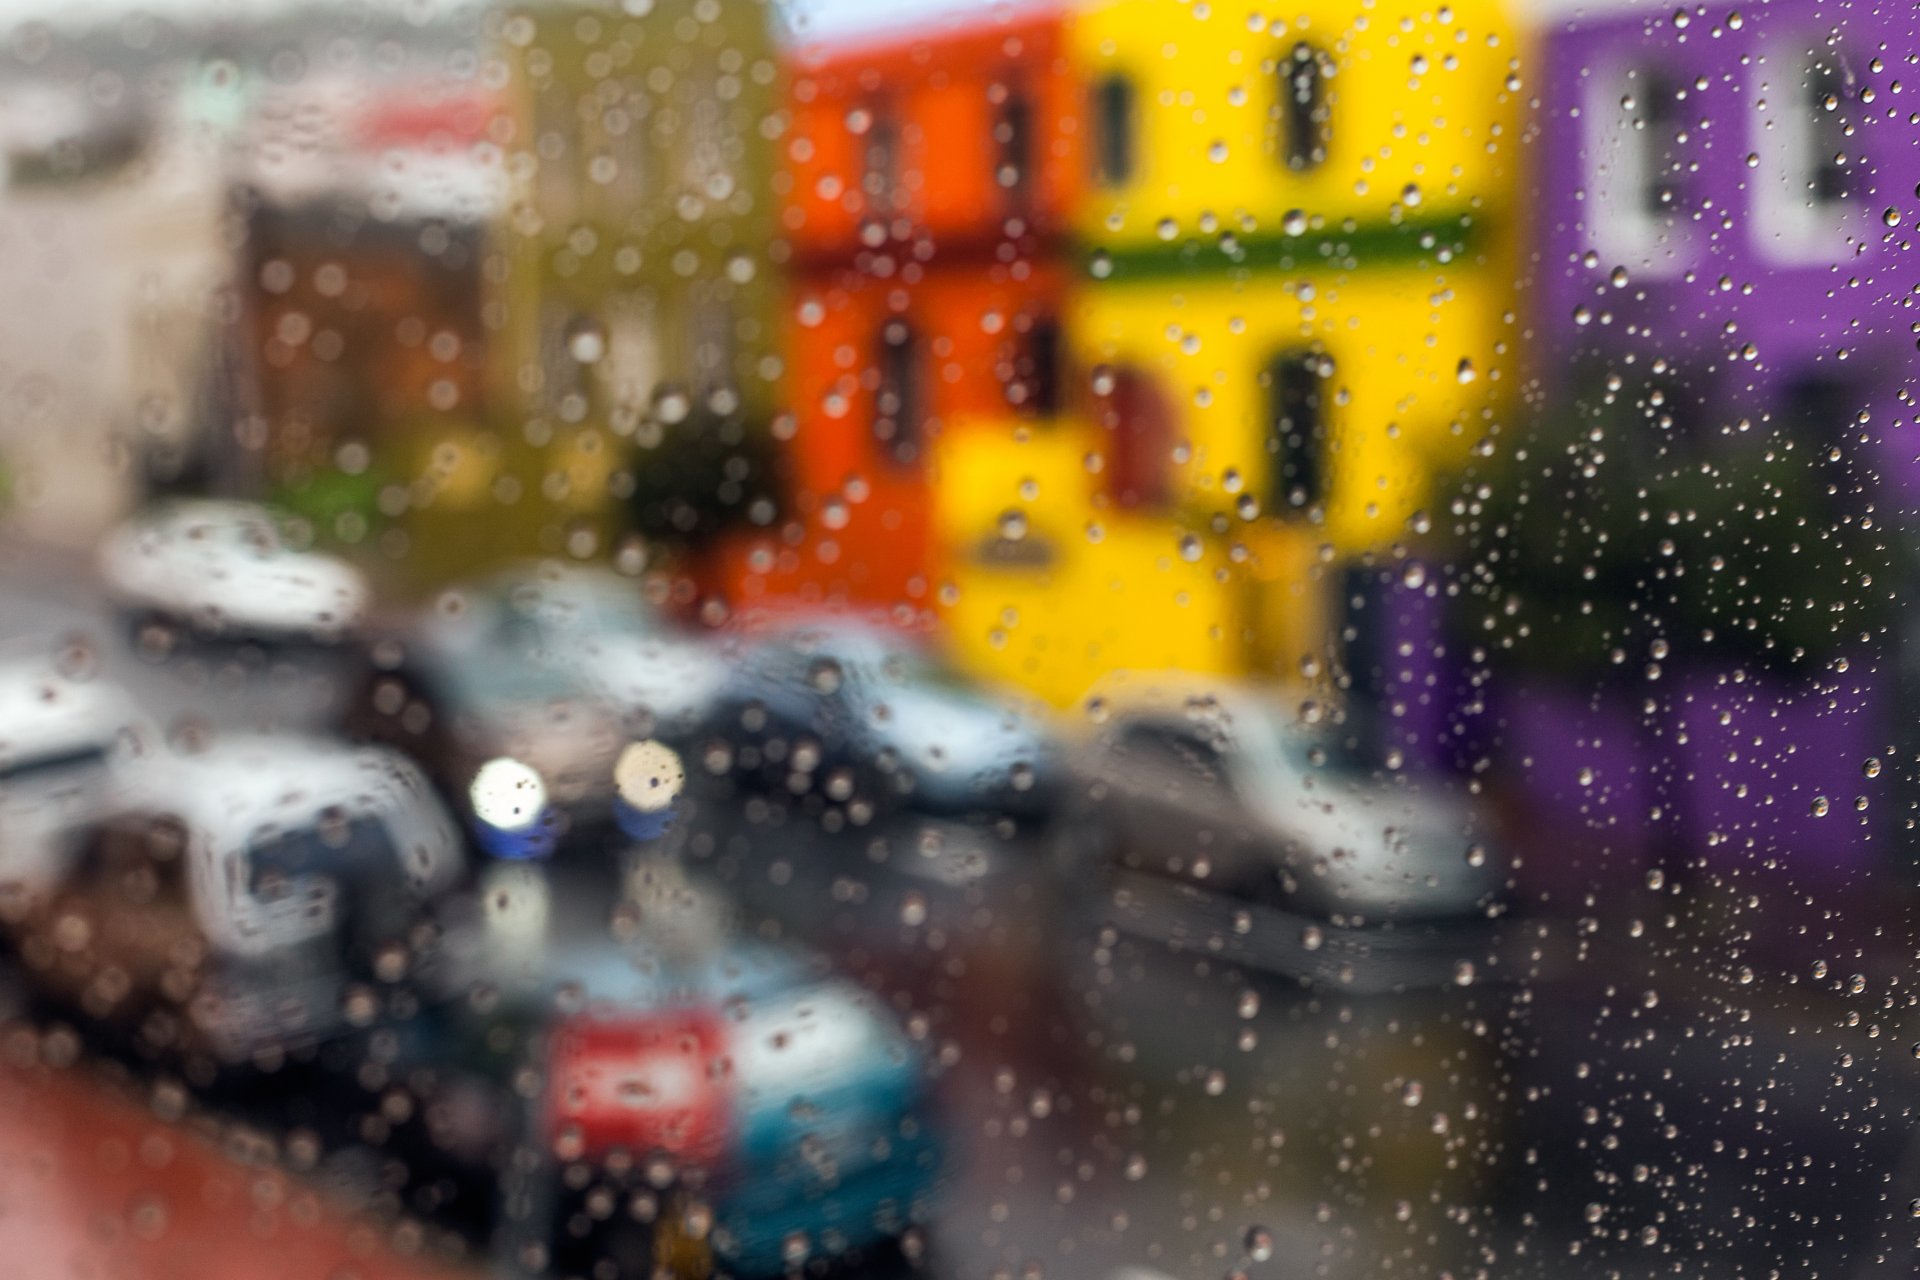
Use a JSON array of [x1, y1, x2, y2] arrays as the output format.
[[1067, 0, 1521, 250], [1072, 266, 1508, 551], [932, 418, 1242, 707], [931, 0, 1527, 707]]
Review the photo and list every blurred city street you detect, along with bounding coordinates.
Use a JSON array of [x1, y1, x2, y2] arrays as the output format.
[[0, 552, 1914, 1279], [0, 0, 1912, 1272]]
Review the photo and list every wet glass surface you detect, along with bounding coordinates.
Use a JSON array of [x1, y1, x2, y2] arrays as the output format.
[[0, 0, 1913, 1276]]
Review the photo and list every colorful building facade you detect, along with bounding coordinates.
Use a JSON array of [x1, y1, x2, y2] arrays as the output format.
[[713, 10, 1085, 619], [1494, 0, 1917, 876], [931, 0, 1525, 704]]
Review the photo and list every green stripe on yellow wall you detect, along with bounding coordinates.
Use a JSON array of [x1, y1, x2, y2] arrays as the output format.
[[1083, 212, 1491, 282]]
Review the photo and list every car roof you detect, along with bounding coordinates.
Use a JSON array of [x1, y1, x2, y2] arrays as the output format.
[[753, 616, 922, 666], [0, 664, 148, 763], [114, 735, 440, 848], [138, 498, 287, 532], [1078, 669, 1275, 727]]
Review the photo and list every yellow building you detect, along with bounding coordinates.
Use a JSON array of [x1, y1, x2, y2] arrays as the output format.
[[401, 0, 784, 584], [934, 0, 1523, 706]]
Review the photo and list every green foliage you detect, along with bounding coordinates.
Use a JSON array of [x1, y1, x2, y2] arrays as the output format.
[[1465, 363, 1900, 678], [624, 405, 779, 549]]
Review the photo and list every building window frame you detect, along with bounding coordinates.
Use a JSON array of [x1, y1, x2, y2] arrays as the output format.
[[1752, 40, 1859, 265], [1092, 74, 1135, 188], [1263, 349, 1328, 518]]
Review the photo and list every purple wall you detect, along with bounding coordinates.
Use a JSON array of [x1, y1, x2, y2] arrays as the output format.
[[1532, 0, 1920, 498], [1484, 0, 1913, 892]]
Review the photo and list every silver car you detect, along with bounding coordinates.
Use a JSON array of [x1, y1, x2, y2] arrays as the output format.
[[0, 660, 156, 920], [1056, 674, 1509, 992], [98, 499, 370, 645], [10, 734, 469, 1065]]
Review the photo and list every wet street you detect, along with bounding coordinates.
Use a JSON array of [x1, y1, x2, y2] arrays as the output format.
[[0, 555, 1915, 1280]]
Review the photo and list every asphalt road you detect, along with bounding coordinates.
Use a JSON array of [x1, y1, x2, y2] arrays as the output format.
[[0, 558, 1915, 1280]]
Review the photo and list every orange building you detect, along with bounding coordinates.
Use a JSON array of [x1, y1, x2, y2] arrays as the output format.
[[712, 9, 1082, 614]]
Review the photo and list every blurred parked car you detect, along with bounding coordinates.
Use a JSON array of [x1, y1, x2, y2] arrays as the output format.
[[8, 735, 469, 1068], [381, 856, 943, 1276], [0, 661, 156, 921], [703, 619, 1059, 823], [98, 500, 370, 646], [342, 564, 727, 848], [1055, 673, 1509, 994]]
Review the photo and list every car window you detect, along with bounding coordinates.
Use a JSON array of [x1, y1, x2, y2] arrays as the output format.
[[245, 810, 398, 904], [0, 742, 109, 788]]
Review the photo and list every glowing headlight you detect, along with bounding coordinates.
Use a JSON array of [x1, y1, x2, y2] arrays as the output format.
[[469, 757, 558, 860], [616, 740, 686, 812], [614, 740, 685, 840], [472, 757, 549, 830]]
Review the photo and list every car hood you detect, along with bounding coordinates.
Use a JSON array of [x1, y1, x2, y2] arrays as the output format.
[[869, 687, 1055, 803], [468, 696, 626, 805], [577, 634, 728, 731], [1252, 772, 1505, 920]]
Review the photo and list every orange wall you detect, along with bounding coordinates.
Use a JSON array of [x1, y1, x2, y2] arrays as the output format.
[[707, 258, 1070, 611], [782, 9, 1083, 261], [706, 8, 1084, 617]]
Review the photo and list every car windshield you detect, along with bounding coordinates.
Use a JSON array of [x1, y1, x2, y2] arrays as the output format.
[[245, 809, 400, 902]]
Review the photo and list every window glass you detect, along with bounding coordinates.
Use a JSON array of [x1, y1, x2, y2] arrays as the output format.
[[1, 2, 1910, 1277]]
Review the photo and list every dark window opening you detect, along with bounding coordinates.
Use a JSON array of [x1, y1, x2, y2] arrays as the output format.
[[1805, 57, 1853, 205], [1008, 316, 1062, 418], [874, 319, 922, 466], [1634, 68, 1686, 218], [996, 87, 1033, 205], [1095, 365, 1174, 510], [862, 105, 898, 210], [1783, 374, 1864, 517], [1279, 42, 1329, 172], [1093, 75, 1135, 187], [1265, 351, 1327, 514]]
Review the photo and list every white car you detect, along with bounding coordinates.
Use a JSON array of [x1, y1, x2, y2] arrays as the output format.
[[0, 661, 156, 919], [98, 500, 370, 644], [10, 735, 469, 1063], [1056, 672, 1508, 991]]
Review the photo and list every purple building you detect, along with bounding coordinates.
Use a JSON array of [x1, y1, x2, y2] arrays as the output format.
[[1534, 0, 1916, 455], [1496, 0, 1916, 882]]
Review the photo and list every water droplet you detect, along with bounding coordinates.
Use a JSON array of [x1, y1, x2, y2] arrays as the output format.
[[1455, 358, 1477, 384], [1810, 795, 1831, 817], [1452, 960, 1475, 986], [1244, 1225, 1275, 1262], [1281, 209, 1308, 236], [1863, 756, 1882, 778], [1301, 924, 1324, 951], [1178, 533, 1203, 563], [998, 509, 1029, 542], [566, 317, 606, 364]]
